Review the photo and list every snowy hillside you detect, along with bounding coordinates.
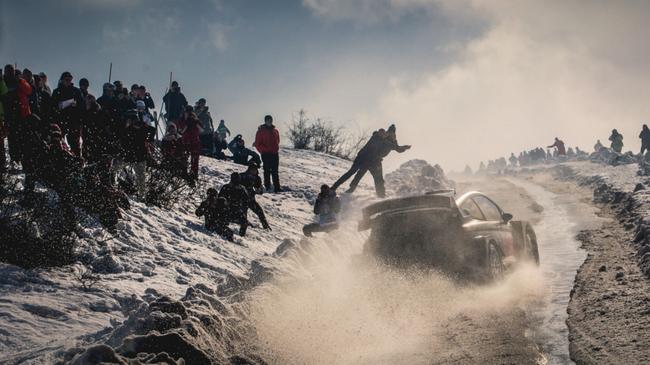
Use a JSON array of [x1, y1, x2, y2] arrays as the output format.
[[1, 149, 449, 364]]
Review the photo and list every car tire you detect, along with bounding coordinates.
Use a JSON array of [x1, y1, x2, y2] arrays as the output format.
[[486, 243, 505, 281], [524, 227, 540, 265]]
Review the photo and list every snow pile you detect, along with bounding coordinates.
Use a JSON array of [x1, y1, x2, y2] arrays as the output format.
[[385, 159, 455, 196], [589, 148, 638, 166]]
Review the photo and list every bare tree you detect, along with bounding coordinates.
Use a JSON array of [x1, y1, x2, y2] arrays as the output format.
[[286, 109, 313, 150]]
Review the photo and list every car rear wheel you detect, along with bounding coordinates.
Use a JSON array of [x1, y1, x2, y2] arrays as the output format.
[[486, 243, 505, 281]]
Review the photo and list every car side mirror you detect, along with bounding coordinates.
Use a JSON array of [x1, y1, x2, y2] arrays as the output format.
[[502, 213, 513, 222]]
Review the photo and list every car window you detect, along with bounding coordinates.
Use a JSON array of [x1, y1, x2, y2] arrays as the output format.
[[460, 199, 485, 220], [473, 196, 503, 221]]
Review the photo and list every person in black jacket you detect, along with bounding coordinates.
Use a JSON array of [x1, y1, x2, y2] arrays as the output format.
[[51, 72, 84, 156], [162, 81, 188, 124], [196, 188, 234, 241], [640, 124, 650, 155], [303, 184, 341, 237], [117, 110, 150, 197], [332, 124, 410, 197], [240, 163, 271, 230], [82, 95, 114, 185], [228, 135, 261, 166], [218, 172, 250, 236]]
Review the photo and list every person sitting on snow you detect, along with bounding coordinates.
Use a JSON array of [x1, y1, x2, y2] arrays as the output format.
[[196, 188, 234, 241], [303, 184, 341, 237], [228, 135, 261, 166], [218, 172, 250, 236]]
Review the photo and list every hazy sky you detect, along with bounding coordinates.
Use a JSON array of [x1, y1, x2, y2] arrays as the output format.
[[2, 0, 649, 170]]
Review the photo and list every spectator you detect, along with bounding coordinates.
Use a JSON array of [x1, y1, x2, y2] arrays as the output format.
[[136, 100, 156, 141], [639, 125, 650, 155], [118, 110, 150, 198], [332, 125, 410, 197], [254, 115, 281, 192], [82, 95, 113, 185], [38, 72, 51, 95], [115, 86, 136, 121], [51, 71, 84, 156], [0, 68, 7, 172], [137, 85, 155, 112], [228, 135, 261, 166], [196, 188, 233, 241], [218, 172, 250, 236], [79, 78, 92, 99], [609, 129, 624, 153], [162, 81, 188, 124], [177, 108, 203, 181], [240, 163, 270, 230], [160, 123, 187, 178], [195, 98, 214, 155], [303, 184, 341, 237], [547, 137, 566, 156], [216, 119, 230, 142]]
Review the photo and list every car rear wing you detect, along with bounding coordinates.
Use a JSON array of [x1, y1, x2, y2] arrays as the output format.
[[358, 194, 457, 231]]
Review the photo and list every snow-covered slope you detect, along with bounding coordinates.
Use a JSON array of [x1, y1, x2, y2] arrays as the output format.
[[0, 148, 361, 363]]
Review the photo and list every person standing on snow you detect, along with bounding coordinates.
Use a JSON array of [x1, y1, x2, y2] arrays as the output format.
[[118, 110, 150, 198], [547, 137, 566, 156], [240, 163, 271, 230], [162, 81, 188, 125], [254, 115, 282, 192], [216, 119, 231, 142], [195, 98, 214, 153], [609, 129, 624, 153], [332, 124, 410, 198], [303, 184, 341, 237], [639, 125, 650, 155], [51, 71, 84, 156], [177, 107, 203, 182]]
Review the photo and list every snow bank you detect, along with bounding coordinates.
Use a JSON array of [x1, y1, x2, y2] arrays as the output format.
[[538, 162, 650, 278]]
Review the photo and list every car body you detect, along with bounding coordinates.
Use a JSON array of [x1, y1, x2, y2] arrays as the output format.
[[358, 190, 539, 279]]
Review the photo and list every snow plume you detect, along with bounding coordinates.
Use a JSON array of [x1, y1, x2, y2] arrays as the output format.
[[304, 1, 650, 170], [246, 231, 545, 364]]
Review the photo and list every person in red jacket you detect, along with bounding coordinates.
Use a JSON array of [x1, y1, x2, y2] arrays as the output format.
[[254, 115, 281, 192], [178, 108, 203, 181]]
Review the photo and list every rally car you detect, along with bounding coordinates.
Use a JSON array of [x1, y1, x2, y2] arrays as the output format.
[[358, 190, 539, 280]]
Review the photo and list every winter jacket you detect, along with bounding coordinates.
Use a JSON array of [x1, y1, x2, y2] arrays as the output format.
[[231, 145, 261, 166], [314, 192, 341, 224], [121, 125, 150, 163], [218, 183, 249, 213], [162, 91, 188, 121], [83, 108, 113, 162], [240, 172, 264, 198], [216, 121, 230, 139], [254, 124, 280, 154], [639, 128, 650, 145], [177, 117, 202, 152], [0, 78, 7, 121], [548, 140, 566, 155], [609, 133, 624, 152], [196, 107, 214, 134], [52, 85, 84, 130], [196, 197, 230, 232], [17, 79, 32, 119]]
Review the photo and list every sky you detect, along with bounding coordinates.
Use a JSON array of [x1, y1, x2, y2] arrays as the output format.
[[2, 0, 650, 171]]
